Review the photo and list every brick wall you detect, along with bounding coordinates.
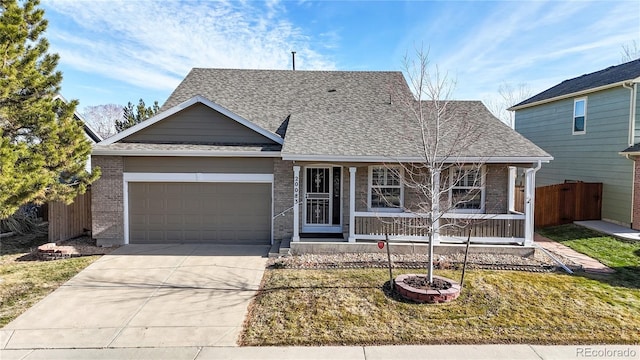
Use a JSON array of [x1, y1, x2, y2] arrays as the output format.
[[634, 158, 640, 230], [273, 158, 295, 240], [485, 164, 508, 214], [355, 166, 369, 211], [91, 155, 124, 246], [347, 164, 508, 214]]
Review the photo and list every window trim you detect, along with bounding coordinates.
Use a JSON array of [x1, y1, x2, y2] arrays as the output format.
[[572, 97, 587, 135], [367, 165, 404, 212], [448, 166, 486, 214]]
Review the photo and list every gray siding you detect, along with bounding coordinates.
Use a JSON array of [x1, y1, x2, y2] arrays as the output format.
[[124, 157, 274, 174], [122, 103, 277, 145], [515, 86, 634, 225]]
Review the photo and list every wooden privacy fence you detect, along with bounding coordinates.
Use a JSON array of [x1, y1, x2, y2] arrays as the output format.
[[48, 189, 92, 242], [534, 182, 602, 228]]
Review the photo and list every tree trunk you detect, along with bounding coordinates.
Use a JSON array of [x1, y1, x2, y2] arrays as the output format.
[[427, 230, 434, 284]]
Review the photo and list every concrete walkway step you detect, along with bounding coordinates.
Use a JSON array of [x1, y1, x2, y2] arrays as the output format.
[[268, 238, 291, 258], [268, 240, 282, 258]]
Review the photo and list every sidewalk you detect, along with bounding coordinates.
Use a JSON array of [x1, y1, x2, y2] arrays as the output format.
[[574, 220, 640, 242], [2, 344, 639, 360]]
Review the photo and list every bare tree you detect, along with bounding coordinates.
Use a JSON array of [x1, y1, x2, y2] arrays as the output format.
[[375, 47, 491, 284], [82, 104, 122, 139], [621, 40, 640, 63], [486, 82, 532, 128]]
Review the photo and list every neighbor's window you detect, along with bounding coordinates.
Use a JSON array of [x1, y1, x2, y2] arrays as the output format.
[[369, 166, 403, 211], [449, 166, 485, 212], [573, 98, 586, 134]]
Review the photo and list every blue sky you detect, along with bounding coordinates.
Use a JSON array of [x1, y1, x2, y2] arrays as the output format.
[[42, 0, 639, 115]]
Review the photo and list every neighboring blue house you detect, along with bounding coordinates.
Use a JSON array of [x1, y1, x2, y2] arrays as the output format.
[[511, 58, 640, 229]]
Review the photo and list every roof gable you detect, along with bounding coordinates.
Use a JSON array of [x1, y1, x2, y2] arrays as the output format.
[[101, 96, 283, 145], [512, 58, 640, 110]]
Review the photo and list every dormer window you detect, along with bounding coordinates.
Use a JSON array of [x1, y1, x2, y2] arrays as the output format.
[[573, 98, 586, 134]]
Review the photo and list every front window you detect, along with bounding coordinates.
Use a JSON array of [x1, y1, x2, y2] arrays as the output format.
[[573, 98, 586, 134], [369, 166, 403, 211], [449, 166, 485, 212]]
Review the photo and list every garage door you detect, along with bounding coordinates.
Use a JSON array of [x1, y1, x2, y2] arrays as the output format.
[[128, 182, 271, 244]]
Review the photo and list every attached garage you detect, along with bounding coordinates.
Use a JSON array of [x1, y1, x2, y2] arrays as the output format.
[[89, 96, 283, 247], [124, 173, 273, 245]]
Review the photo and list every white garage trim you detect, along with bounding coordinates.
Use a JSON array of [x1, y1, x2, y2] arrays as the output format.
[[123, 172, 274, 245]]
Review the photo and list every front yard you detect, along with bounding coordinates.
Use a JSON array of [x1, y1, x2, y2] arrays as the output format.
[[0, 234, 101, 327], [241, 225, 640, 345]]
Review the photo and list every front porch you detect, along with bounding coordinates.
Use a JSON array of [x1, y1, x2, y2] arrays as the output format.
[[287, 163, 538, 247]]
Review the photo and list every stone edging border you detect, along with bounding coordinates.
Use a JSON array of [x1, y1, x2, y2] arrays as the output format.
[[394, 274, 462, 303]]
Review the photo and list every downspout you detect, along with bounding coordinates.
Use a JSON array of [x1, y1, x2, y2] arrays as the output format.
[[622, 82, 637, 227], [622, 82, 637, 147], [524, 160, 542, 246], [533, 243, 574, 274]]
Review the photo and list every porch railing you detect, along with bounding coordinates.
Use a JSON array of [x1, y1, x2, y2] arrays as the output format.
[[353, 211, 526, 245]]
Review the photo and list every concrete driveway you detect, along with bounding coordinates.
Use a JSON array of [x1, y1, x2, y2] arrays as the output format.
[[0, 244, 268, 349]]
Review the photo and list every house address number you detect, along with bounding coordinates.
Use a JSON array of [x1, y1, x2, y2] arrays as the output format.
[[294, 175, 299, 205]]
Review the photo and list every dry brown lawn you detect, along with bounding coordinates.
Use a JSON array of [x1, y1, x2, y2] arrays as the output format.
[[241, 268, 640, 345]]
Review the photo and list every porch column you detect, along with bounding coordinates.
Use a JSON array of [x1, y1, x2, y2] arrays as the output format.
[[507, 166, 516, 212], [432, 169, 440, 245], [524, 165, 538, 246], [292, 166, 301, 242], [348, 167, 356, 243]]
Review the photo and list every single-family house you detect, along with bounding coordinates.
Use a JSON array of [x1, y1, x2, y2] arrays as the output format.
[[511, 59, 640, 229], [91, 69, 551, 248]]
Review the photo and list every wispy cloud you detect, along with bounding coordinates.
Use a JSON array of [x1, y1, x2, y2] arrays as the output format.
[[44, 0, 336, 92], [423, 1, 639, 102]]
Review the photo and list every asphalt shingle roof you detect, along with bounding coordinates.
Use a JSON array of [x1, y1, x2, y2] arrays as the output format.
[[513, 58, 640, 108], [158, 68, 550, 160], [621, 143, 640, 154]]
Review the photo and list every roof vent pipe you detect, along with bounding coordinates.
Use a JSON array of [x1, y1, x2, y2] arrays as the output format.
[[291, 51, 296, 71]]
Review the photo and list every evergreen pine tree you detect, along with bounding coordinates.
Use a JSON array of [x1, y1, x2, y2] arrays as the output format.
[[115, 98, 159, 132], [0, 0, 99, 219]]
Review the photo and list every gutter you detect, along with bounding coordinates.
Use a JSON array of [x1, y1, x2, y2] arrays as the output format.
[[281, 154, 553, 163], [91, 149, 282, 157]]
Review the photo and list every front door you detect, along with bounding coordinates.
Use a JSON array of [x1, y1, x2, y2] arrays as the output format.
[[303, 166, 342, 233]]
